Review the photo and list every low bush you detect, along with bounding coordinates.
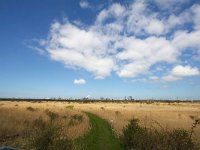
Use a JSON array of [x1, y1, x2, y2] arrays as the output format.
[[168, 129, 193, 150], [122, 118, 199, 150], [68, 114, 83, 126], [29, 117, 72, 150]]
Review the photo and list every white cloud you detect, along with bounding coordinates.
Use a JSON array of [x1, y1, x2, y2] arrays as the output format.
[[116, 36, 177, 77], [46, 21, 115, 79], [192, 4, 200, 30], [39, 1, 200, 82], [171, 65, 200, 77], [163, 65, 200, 81], [172, 30, 200, 51], [145, 19, 164, 35], [74, 79, 86, 84], [80, 1, 90, 9], [96, 3, 125, 24], [162, 75, 181, 82]]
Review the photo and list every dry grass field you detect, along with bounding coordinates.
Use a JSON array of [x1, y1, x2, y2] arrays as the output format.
[[0, 100, 200, 148], [0, 101, 90, 148], [74, 102, 200, 142]]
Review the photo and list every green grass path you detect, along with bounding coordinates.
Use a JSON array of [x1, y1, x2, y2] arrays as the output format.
[[75, 112, 123, 150]]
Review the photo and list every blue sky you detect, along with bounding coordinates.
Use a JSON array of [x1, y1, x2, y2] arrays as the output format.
[[0, 0, 200, 99]]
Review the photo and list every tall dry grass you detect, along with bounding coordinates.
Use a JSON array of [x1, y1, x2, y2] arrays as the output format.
[[74, 102, 200, 142], [0, 101, 200, 147], [0, 101, 90, 148]]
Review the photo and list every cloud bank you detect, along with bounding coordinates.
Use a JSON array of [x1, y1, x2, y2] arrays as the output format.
[[41, 0, 200, 81]]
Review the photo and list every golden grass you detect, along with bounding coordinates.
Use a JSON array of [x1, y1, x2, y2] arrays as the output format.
[[0, 101, 90, 147], [0, 101, 200, 145], [73, 102, 200, 142]]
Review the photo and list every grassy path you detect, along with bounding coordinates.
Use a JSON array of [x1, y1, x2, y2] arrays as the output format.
[[75, 112, 123, 150]]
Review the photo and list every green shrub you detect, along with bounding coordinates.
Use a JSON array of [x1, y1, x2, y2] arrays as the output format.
[[30, 117, 72, 150], [122, 118, 198, 150], [168, 129, 193, 150], [122, 118, 151, 150]]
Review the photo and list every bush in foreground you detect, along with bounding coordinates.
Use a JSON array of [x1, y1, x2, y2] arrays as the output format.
[[29, 112, 72, 150], [122, 118, 199, 150]]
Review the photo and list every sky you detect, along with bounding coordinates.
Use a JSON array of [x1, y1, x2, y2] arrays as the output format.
[[0, 0, 200, 99]]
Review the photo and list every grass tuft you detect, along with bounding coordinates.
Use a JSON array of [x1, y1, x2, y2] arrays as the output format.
[[27, 107, 36, 112], [66, 105, 74, 110]]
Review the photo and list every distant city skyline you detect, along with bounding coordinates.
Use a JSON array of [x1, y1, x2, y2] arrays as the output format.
[[0, 0, 200, 99]]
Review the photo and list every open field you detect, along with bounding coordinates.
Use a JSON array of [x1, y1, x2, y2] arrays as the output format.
[[74, 101, 200, 139], [0, 100, 200, 149], [0, 101, 90, 149]]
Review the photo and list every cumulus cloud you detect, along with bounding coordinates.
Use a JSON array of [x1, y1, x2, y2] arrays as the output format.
[[39, 1, 200, 82], [74, 79, 86, 84], [171, 65, 200, 77], [46, 21, 115, 79], [163, 65, 200, 81]]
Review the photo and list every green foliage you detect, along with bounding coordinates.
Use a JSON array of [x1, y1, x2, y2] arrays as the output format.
[[122, 118, 198, 150], [122, 118, 149, 150], [29, 117, 72, 150], [168, 129, 193, 150]]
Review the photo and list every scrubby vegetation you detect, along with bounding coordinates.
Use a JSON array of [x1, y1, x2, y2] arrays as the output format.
[[26, 106, 36, 111], [69, 114, 83, 126], [29, 114, 72, 150], [122, 118, 200, 150]]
